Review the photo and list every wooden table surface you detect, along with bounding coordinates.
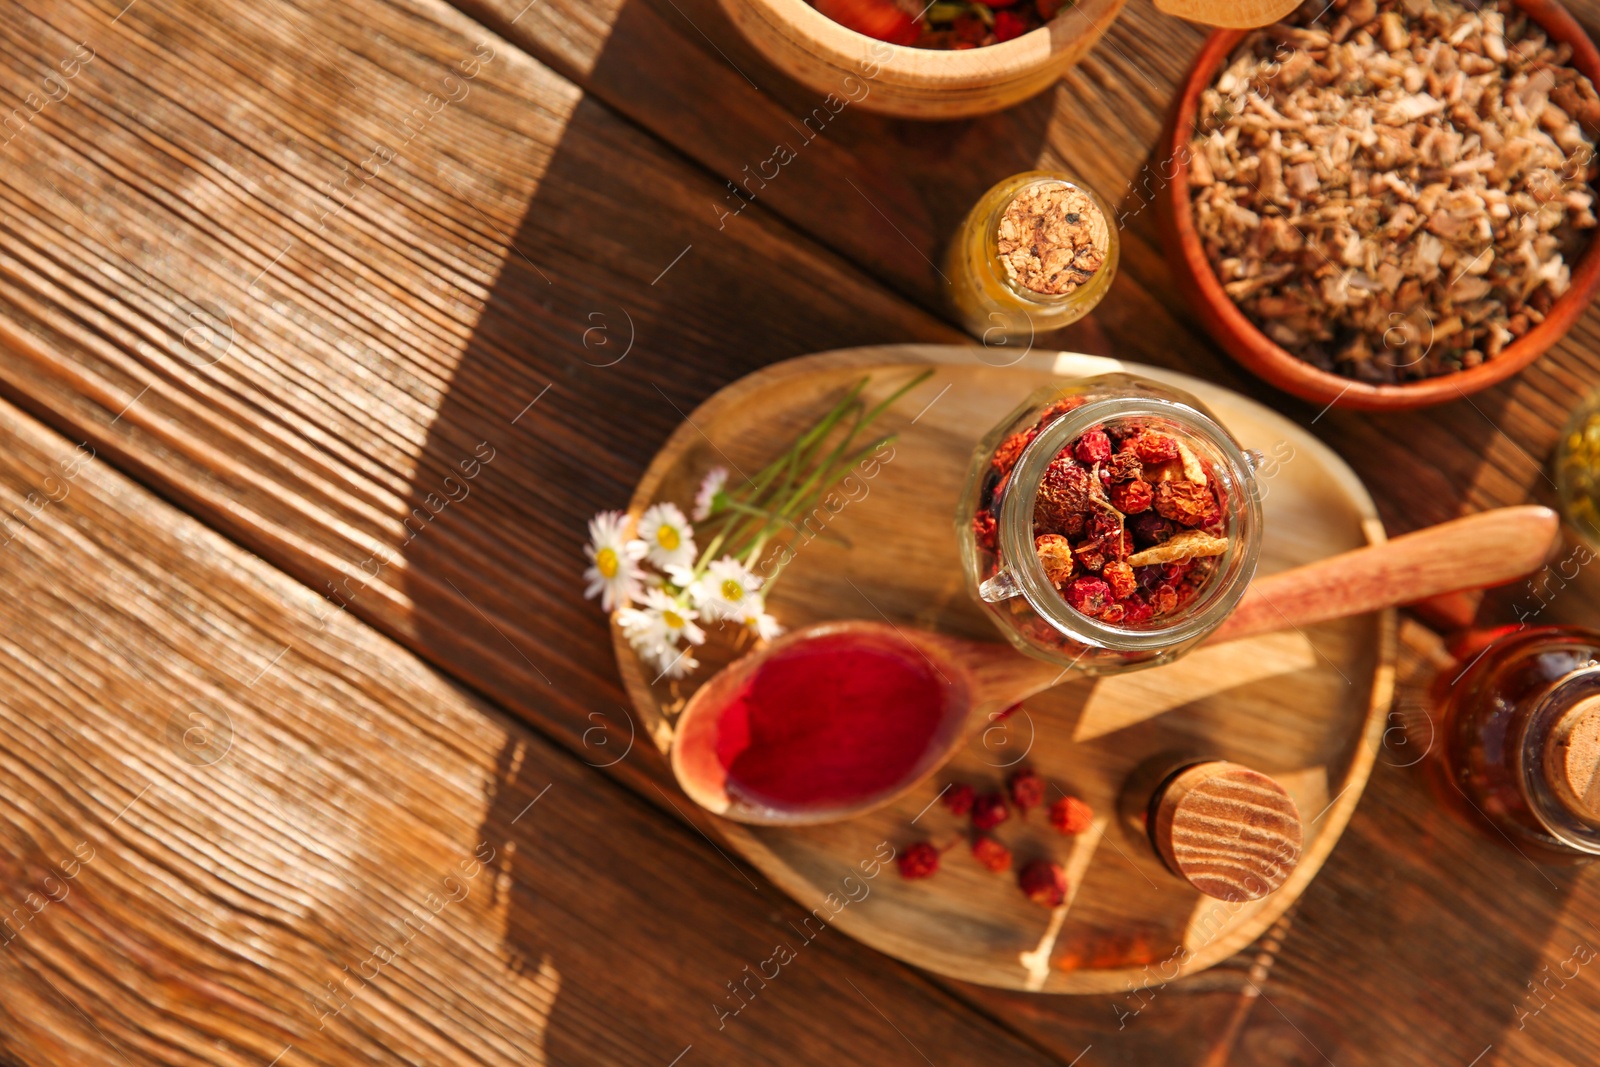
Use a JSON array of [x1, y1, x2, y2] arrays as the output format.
[[1, 0, 1598, 1062]]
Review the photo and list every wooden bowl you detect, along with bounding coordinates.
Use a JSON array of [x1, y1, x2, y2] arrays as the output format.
[[718, 0, 1127, 119], [1157, 0, 1600, 411]]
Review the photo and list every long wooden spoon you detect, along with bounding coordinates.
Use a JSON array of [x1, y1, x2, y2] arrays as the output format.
[[672, 506, 1558, 825]]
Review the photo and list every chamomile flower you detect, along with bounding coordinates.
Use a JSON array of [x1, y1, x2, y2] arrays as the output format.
[[583, 510, 647, 611], [618, 588, 705, 652], [740, 595, 783, 642], [637, 502, 697, 570], [648, 642, 700, 681], [692, 557, 763, 620], [693, 466, 729, 522]]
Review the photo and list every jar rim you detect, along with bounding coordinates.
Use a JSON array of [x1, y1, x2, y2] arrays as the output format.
[[996, 394, 1263, 653], [979, 173, 1120, 313]]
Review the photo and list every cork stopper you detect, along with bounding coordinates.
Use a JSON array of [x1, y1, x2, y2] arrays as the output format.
[[996, 182, 1110, 297], [1151, 761, 1303, 902], [1544, 694, 1600, 825]]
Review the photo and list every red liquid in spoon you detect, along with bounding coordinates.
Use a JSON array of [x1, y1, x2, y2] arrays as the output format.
[[713, 633, 950, 810]]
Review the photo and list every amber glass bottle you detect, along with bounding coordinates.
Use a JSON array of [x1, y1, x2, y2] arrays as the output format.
[[1433, 625, 1600, 861]]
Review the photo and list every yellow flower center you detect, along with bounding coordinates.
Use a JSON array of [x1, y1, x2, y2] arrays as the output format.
[[657, 525, 680, 551], [663, 609, 685, 629], [596, 546, 619, 579], [721, 578, 744, 602]]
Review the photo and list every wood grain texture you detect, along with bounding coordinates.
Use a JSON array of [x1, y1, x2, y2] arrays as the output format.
[[0, 394, 1071, 1066], [0, 0, 957, 799], [618, 346, 1393, 993], [1211, 506, 1561, 643], [1151, 762, 1304, 903]]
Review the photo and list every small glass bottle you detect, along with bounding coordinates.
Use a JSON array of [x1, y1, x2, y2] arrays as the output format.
[[1117, 755, 1304, 902], [1433, 625, 1600, 861], [1556, 388, 1600, 549], [945, 171, 1119, 343], [955, 372, 1263, 675]]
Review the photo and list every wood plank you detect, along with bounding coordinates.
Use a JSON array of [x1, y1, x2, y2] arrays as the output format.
[[0, 393, 1073, 1065], [0, 0, 956, 796]]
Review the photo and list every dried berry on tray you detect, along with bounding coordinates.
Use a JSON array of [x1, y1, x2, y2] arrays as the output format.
[[810, 0, 1074, 49], [1189, 0, 1600, 382], [1050, 795, 1095, 834], [1018, 859, 1069, 907], [897, 840, 942, 879]]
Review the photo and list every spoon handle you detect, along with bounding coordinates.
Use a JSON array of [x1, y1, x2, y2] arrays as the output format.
[[1208, 506, 1560, 644]]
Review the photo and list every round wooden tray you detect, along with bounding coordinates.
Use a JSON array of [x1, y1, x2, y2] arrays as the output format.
[[615, 345, 1395, 994]]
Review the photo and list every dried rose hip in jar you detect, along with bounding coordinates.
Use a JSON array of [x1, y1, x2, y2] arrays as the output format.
[[961, 375, 1262, 675]]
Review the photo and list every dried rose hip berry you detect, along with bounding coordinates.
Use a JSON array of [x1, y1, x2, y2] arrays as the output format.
[[1073, 429, 1112, 465], [1085, 509, 1121, 543], [1040, 396, 1087, 423], [993, 8, 1028, 40], [1127, 431, 1180, 464], [1129, 511, 1177, 547], [1153, 480, 1213, 526], [972, 792, 1010, 831], [1066, 576, 1112, 617], [1018, 859, 1069, 907], [1104, 450, 1142, 483], [1034, 457, 1090, 531], [1102, 560, 1136, 600], [1151, 583, 1179, 616], [943, 782, 975, 817], [1119, 594, 1154, 624], [992, 427, 1038, 477], [1007, 766, 1046, 813], [813, 0, 919, 43], [1071, 540, 1106, 574], [973, 510, 998, 553], [1035, 534, 1075, 587], [972, 835, 1013, 872], [1049, 795, 1094, 834], [1109, 479, 1153, 515], [1100, 601, 1127, 624], [897, 841, 941, 879]]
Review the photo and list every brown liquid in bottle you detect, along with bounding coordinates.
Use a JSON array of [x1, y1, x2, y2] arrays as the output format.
[[1432, 625, 1600, 861]]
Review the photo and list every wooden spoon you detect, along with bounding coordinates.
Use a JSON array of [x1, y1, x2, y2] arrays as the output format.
[[671, 506, 1558, 825], [1153, 0, 1301, 29]]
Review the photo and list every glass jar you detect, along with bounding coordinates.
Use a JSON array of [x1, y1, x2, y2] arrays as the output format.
[[944, 171, 1120, 344], [1432, 625, 1600, 861], [1556, 388, 1600, 550], [956, 373, 1263, 675]]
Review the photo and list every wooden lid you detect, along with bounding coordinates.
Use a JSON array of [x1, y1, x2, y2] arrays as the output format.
[[1151, 761, 1304, 902], [1544, 694, 1600, 825]]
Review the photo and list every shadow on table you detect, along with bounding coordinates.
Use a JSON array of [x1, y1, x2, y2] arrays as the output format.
[[388, 0, 1058, 1054]]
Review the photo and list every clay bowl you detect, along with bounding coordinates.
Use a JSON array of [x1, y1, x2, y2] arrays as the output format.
[[1157, 0, 1600, 411], [717, 0, 1127, 119]]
